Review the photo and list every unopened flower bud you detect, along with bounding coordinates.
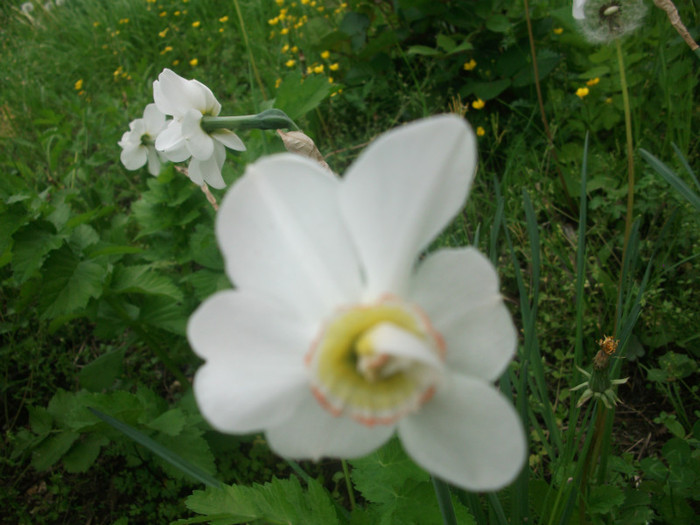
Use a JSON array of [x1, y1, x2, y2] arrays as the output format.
[[276, 129, 332, 173]]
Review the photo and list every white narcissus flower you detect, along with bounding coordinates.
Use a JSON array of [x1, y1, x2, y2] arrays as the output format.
[[118, 103, 167, 176], [153, 68, 245, 189], [187, 115, 526, 491]]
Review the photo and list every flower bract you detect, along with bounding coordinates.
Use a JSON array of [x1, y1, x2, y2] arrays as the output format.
[[118, 103, 167, 176], [153, 68, 246, 188], [187, 115, 526, 491]]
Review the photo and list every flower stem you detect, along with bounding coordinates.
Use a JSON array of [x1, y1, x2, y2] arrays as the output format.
[[341, 460, 356, 511], [232, 0, 267, 100], [431, 477, 458, 525], [201, 109, 298, 132], [615, 40, 635, 276]]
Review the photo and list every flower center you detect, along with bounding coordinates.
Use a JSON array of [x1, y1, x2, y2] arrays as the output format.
[[306, 297, 445, 426]]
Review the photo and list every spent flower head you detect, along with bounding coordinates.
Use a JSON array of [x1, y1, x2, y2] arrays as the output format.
[[188, 115, 526, 491], [573, 0, 647, 43], [153, 68, 245, 188]]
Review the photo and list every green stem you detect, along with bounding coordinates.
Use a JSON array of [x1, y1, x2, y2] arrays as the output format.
[[578, 404, 608, 524], [232, 0, 267, 100], [201, 109, 298, 132], [432, 477, 458, 525], [341, 460, 356, 511], [615, 40, 636, 282]]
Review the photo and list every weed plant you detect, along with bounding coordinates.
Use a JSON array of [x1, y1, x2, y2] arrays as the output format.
[[1, 0, 698, 524]]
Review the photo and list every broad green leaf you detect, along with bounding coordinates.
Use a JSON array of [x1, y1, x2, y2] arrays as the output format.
[[275, 71, 331, 120], [587, 485, 625, 515], [31, 431, 80, 470], [40, 244, 107, 319], [79, 347, 125, 392], [486, 14, 510, 33], [28, 406, 54, 436], [11, 220, 63, 283], [155, 426, 217, 481], [146, 408, 186, 436], [62, 433, 109, 473], [111, 264, 184, 302], [138, 295, 188, 335]]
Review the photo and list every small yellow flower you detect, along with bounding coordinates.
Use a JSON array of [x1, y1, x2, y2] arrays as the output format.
[[301, 0, 309, 4], [159, 11, 167, 17], [576, 87, 589, 99], [174, 10, 181, 16], [328, 76, 334, 83], [159, 28, 169, 38], [291, 45, 299, 53], [285, 59, 296, 67], [605, 97, 613, 104], [275, 78, 282, 88], [282, 44, 290, 53], [74, 79, 83, 91], [280, 27, 289, 35], [317, 6, 325, 12], [313, 64, 324, 73], [306, 66, 313, 75], [219, 15, 229, 23], [161, 45, 173, 54], [119, 18, 129, 24], [472, 98, 485, 110], [219, 28, 224, 33], [190, 58, 199, 67], [268, 17, 279, 25], [586, 77, 600, 87], [192, 21, 201, 28], [92, 21, 100, 27], [321, 50, 330, 59], [172, 59, 180, 66], [329, 63, 339, 71], [476, 126, 485, 137], [553, 27, 563, 35], [463, 59, 477, 71], [276, 0, 284, 5]]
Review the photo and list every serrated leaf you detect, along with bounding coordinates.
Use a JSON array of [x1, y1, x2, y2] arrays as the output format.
[[155, 426, 217, 481], [138, 295, 187, 335], [62, 433, 109, 473], [184, 477, 339, 525], [587, 485, 625, 515], [147, 408, 186, 436], [79, 347, 125, 392], [40, 244, 107, 319], [350, 438, 428, 505], [111, 264, 184, 302], [28, 406, 54, 436], [11, 220, 63, 283], [31, 431, 80, 470]]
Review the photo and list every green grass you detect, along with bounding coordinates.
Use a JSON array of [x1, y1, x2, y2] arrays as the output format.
[[1, 0, 699, 523]]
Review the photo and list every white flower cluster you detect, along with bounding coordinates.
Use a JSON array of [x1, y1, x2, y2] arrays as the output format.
[[118, 69, 245, 189]]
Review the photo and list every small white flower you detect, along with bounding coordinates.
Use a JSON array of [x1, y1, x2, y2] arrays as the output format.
[[21, 2, 35, 15], [153, 68, 245, 189], [118, 103, 167, 176], [572, 0, 647, 43], [187, 115, 526, 491]]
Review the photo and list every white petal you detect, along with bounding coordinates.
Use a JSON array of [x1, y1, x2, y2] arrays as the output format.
[[399, 374, 526, 491], [153, 68, 206, 117], [189, 142, 226, 189], [266, 390, 395, 460], [156, 120, 186, 153], [362, 322, 443, 371], [188, 290, 311, 433], [573, 0, 586, 20], [217, 154, 363, 321], [146, 146, 162, 176], [142, 103, 166, 135], [340, 115, 477, 298], [192, 79, 221, 115], [213, 129, 246, 151], [120, 144, 147, 170], [409, 248, 517, 381], [182, 108, 214, 160]]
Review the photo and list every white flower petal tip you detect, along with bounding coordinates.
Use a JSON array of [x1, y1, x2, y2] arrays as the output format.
[[189, 116, 522, 486]]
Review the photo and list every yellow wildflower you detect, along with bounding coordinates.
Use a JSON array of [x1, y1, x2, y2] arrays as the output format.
[[329, 63, 339, 71], [586, 77, 600, 87], [219, 28, 224, 33], [192, 21, 201, 28], [74, 79, 83, 91], [160, 45, 173, 54], [291, 45, 299, 53], [476, 126, 485, 137], [159, 28, 169, 38], [605, 97, 613, 104], [553, 27, 563, 35], [472, 98, 485, 110], [280, 27, 289, 35], [463, 59, 477, 71], [119, 18, 129, 24], [285, 59, 296, 67], [159, 11, 167, 17], [219, 15, 229, 23], [92, 21, 100, 27], [321, 50, 330, 59], [275, 78, 282, 88], [282, 44, 290, 53], [172, 59, 180, 66], [268, 17, 279, 25], [313, 64, 324, 73], [576, 87, 589, 99], [174, 10, 181, 16], [276, 0, 284, 5], [190, 58, 199, 67], [328, 76, 334, 83]]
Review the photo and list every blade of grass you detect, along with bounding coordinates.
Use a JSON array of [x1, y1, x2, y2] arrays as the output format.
[[88, 407, 221, 488], [639, 148, 700, 212]]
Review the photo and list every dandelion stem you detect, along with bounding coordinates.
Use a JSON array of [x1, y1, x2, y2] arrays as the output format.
[[340, 460, 356, 511], [432, 477, 458, 525], [616, 40, 636, 298]]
